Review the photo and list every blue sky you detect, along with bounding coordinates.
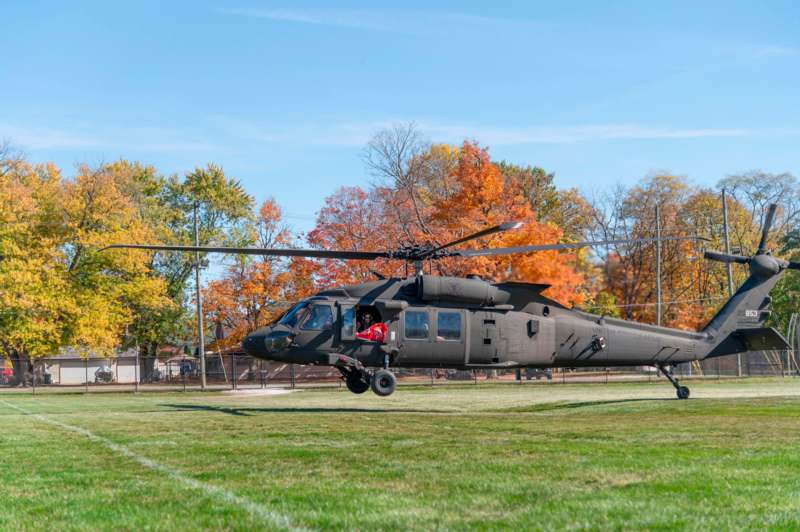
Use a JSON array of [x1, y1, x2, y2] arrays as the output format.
[[2, 0, 799, 233]]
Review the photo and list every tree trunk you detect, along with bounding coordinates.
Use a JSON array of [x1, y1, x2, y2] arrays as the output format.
[[140, 343, 156, 383], [10, 351, 31, 387]]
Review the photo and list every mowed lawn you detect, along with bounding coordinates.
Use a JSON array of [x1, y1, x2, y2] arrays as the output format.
[[2, 379, 800, 530]]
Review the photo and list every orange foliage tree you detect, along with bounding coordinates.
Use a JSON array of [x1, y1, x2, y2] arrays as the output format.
[[303, 138, 586, 305], [595, 174, 761, 330], [203, 198, 292, 349]]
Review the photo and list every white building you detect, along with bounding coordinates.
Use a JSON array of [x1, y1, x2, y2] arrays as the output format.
[[44, 349, 139, 385]]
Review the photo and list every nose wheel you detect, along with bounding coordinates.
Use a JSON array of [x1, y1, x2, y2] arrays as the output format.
[[371, 369, 396, 396], [657, 364, 690, 399]]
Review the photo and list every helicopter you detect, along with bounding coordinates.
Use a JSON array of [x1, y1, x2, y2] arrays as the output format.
[[105, 204, 796, 399]]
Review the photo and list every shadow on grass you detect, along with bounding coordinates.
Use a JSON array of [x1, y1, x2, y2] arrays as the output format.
[[160, 403, 453, 416], [495, 397, 669, 413]]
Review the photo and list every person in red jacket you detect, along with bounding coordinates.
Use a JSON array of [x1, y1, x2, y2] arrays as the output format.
[[357, 312, 374, 332], [356, 322, 388, 343]]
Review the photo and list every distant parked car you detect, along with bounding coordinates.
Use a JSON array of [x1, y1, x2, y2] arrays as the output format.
[[0, 367, 12, 385], [179, 360, 195, 377], [95, 364, 114, 384], [524, 368, 553, 381]]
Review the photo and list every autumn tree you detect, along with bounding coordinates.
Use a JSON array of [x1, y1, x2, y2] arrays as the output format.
[[0, 156, 176, 383], [719, 171, 800, 242], [304, 186, 404, 286], [0, 156, 67, 382], [591, 174, 699, 325], [203, 198, 293, 349], [56, 163, 175, 353], [128, 163, 255, 365], [305, 125, 588, 305], [0, 154, 256, 384], [497, 162, 593, 241], [588, 173, 791, 331]]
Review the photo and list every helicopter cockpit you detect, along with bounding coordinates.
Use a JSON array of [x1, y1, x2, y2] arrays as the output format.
[[277, 301, 334, 331], [275, 301, 309, 328]]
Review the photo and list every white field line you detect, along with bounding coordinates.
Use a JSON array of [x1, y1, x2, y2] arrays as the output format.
[[1, 400, 306, 531]]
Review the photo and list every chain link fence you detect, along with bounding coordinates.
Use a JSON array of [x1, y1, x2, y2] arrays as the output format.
[[1, 349, 797, 394]]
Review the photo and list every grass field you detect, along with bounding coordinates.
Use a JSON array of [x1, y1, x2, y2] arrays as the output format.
[[2, 379, 800, 530]]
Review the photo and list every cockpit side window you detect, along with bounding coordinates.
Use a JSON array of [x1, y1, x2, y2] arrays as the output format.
[[300, 304, 334, 331], [278, 302, 309, 328]]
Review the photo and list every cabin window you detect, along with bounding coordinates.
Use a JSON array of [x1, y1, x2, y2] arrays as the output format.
[[436, 312, 461, 341], [405, 311, 429, 339], [300, 304, 333, 330]]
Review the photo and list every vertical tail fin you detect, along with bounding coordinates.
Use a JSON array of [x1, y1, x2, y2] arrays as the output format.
[[702, 272, 780, 336], [701, 203, 793, 357], [702, 256, 790, 357]]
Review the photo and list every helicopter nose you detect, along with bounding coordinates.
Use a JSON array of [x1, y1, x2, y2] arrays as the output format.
[[242, 327, 294, 360], [243, 327, 272, 359]]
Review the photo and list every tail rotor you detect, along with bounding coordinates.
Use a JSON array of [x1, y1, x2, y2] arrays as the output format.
[[703, 203, 800, 276], [704, 203, 780, 265]]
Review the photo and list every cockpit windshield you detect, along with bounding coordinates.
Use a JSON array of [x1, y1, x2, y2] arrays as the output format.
[[277, 302, 309, 328]]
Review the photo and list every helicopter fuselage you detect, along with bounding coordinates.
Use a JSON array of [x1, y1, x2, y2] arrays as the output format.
[[109, 203, 794, 399], [242, 276, 709, 370]]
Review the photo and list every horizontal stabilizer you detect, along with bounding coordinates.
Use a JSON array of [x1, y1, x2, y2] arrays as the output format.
[[736, 327, 791, 351], [706, 327, 790, 358]]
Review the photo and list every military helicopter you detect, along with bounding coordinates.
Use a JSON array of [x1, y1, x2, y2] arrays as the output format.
[[106, 204, 796, 399]]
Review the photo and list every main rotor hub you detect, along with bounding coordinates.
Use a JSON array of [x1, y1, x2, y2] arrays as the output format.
[[386, 244, 447, 262]]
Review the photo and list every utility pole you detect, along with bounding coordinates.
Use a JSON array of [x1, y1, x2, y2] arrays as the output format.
[[656, 203, 662, 327], [721, 189, 741, 377], [721, 189, 735, 296], [194, 202, 207, 390]]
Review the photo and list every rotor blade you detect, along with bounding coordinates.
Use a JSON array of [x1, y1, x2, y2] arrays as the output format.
[[757, 203, 778, 254], [447, 235, 707, 257], [101, 244, 390, 261], [423, 221, 525, 257], [704, 250, 751, 264]]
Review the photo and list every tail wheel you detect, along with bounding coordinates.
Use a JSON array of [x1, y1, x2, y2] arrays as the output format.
[[371, 369, 397, 397], [677, 386, 690, 400], [345, 371, 370, 394]]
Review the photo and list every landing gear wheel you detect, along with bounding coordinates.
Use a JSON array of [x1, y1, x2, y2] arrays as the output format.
[[345, 371, 370, 394], [371, 369, 396, 397], [658, 364, 690, 400]]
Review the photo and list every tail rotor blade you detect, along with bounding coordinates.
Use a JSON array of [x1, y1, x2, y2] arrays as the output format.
[[757, 203, 778, 254], [704, 250, 750, 264]]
